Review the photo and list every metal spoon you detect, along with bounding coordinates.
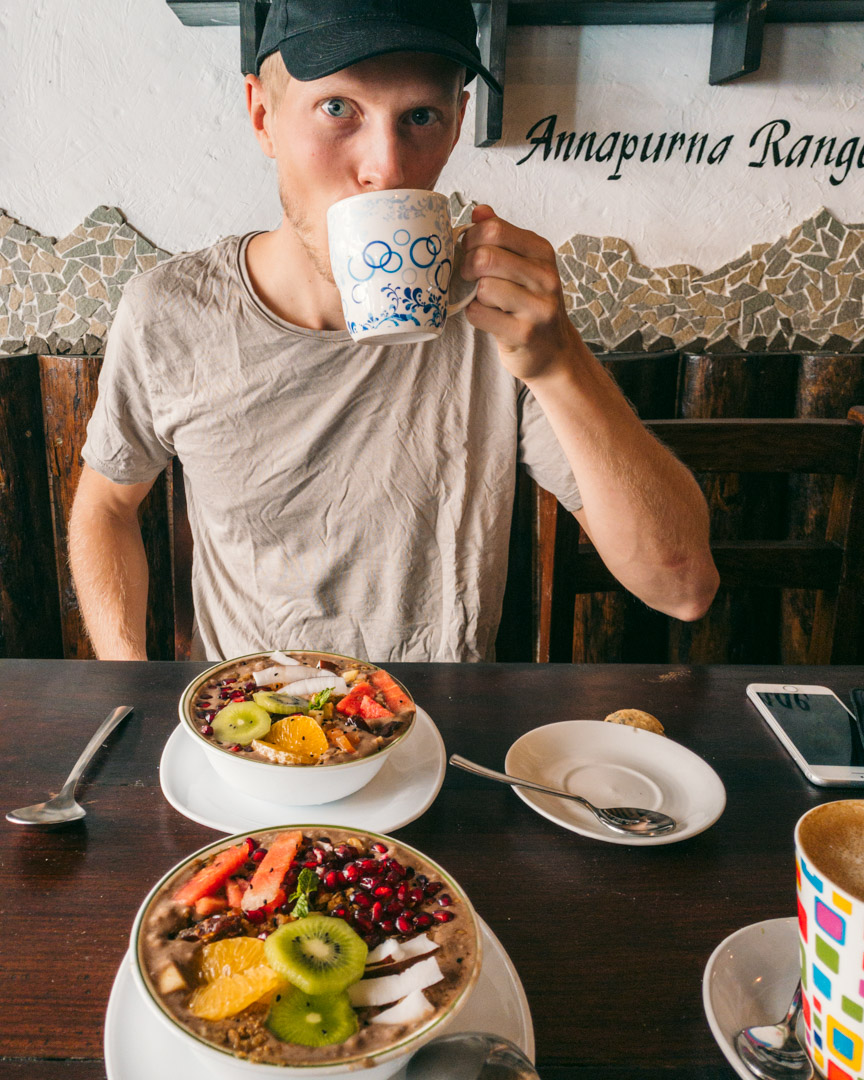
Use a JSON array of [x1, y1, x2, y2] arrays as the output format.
[[406, 1031, 539, 1080], [734, 980, 813, 1080], [6, 705, 134, 826], [449, 754, 677, 836]]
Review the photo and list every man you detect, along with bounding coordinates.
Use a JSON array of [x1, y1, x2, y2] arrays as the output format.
[[70, 0, 718, 663]]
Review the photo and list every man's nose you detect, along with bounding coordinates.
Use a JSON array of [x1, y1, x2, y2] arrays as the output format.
[[355, 128, 408, 191]]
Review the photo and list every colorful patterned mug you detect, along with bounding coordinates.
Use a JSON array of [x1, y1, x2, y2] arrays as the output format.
[[796, 800, 864, 1079], [327, 189, 477, 345]]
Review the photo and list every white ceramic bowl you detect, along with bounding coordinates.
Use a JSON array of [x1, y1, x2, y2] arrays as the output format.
[[178, 652, 416, 806], [130, 826, 483, 1080]]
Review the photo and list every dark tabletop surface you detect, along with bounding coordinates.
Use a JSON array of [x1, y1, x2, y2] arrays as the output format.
[[2, 660, 862, 1080]]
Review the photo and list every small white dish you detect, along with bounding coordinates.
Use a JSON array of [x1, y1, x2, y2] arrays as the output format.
[[104, 917, 534, 1080], [702, 916, 801, 1080], [160, 706, 445, 834], [504, 720, 726, 845]]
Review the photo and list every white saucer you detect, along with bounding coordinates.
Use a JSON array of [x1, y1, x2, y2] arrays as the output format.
[[104, 916, 534, 1079], [504, 720, 726, 845], [160, 706, 445, 834], [702, 916, 800, 1080]]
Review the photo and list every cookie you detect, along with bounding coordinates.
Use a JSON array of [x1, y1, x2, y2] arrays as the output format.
[[603, 709, 665, 736]]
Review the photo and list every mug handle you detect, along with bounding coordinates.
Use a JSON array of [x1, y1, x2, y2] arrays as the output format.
[[447, 223, 478, 314]]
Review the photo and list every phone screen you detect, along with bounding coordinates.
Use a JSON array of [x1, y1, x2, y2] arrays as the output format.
[[755, 691, 863, 766]]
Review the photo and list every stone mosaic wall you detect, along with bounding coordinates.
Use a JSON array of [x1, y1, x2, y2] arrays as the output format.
[[1, 202, 862, 356]]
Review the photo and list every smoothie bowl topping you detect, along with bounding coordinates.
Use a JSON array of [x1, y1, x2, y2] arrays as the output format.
[[183, 651, 414, 767], [133, 827, 481, 1072]]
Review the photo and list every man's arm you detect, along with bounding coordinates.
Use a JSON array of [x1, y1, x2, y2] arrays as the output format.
[[68, 463, 156, 659], [461, 205, 719, 622]]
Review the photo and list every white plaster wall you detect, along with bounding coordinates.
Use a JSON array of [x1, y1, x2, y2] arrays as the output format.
[[2, 0, 863, 271]]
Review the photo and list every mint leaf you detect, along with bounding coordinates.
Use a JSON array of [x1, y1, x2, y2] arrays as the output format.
[[288, 867, 319, 919], [309, 687, 332, 711]]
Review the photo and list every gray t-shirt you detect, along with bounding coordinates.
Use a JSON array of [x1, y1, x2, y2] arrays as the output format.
[[83, 234, 581, 662]]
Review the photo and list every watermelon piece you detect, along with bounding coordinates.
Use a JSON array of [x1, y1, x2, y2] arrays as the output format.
[[335, 682, 375, 716], [194, 895, 228, 918], [368, 669, 411, 713], [358, 695, 394, 721], [241, 830, 302, 912], [225, 876, 250, 910], [173, 842, 251, 907]]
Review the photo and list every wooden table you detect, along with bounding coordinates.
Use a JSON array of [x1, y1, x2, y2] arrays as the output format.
[[3, 660, 863, 1080]]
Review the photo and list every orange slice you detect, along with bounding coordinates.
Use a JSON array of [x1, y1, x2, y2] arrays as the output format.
[[189, 964, 281, 1020], [197, 936, 268, 982], [261, 716, 330, 763]]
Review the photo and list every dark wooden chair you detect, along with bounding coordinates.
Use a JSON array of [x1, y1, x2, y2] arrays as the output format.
[[536, 407, 864, 665]]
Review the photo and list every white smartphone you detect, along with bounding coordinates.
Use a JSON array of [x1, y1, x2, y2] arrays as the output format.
[[746, 683, 864, 786]]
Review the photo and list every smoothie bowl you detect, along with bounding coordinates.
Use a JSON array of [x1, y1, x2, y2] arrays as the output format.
[[179, 651, 416, 805], [130, 825, 482, 1079]]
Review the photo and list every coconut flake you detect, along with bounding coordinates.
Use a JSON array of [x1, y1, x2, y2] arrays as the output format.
[[367, 934, 438, 966], [286, 674, 349, 696], [269, 651, 301, 666], [253, 664, 322, 688], [371, 989, 435, 1025], [348, 956, 444, 1007]]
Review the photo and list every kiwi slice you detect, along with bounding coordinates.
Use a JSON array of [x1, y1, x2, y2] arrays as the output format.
[[252, 691, 310, 716], [211, 701, 272, 745], [264, 914, 367, 995], [267, 986, 358, 1047]]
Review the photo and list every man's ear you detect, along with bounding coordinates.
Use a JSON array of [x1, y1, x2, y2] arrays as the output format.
[[245, 74, 276, 159]]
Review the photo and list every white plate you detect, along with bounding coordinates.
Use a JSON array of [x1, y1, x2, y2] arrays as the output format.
[[160, 706, 445, 834], [104, 917, 534, 1079], [702, 917, 800, 1080], [504, 720, 726, 845]]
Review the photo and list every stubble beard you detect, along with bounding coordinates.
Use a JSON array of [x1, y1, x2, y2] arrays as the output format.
[[278, 174, 335, 285]]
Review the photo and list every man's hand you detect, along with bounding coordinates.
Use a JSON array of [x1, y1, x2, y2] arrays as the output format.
[[460, 203, 578, 382]]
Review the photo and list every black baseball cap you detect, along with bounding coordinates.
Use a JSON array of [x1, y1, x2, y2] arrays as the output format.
[[256, 0, 502, 95]]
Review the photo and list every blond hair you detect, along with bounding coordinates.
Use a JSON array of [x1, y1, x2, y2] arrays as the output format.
[[259, 51, 290, 112]]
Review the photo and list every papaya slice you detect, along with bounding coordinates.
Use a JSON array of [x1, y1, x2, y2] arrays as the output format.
[[241, 830, 303, 912], [173, 842, 251, 907]]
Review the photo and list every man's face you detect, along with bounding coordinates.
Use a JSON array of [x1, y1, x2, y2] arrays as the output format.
[[249, 52, 468, 281]]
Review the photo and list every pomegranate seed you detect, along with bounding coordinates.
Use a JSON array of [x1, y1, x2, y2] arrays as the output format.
[[353, 892, 372, 909], [323, 870, 343, 889], [380, 919, 395, 933], [333, 906, 348, 918], [245, 908, 265, 923], [371, 901, 384, 922], [219, 690, 231, 699], [304, 860, 318, 869], [343, 863, 360, 883], [355, 914, 374, 933], [415, 913, 433, 929], [242, 745, 253, 752], [312, 848, 326, 865], [437, 894, 453, 907], [200, 724, 213, 736], [373, 884, 394, 899], [372, 842, 388, 855], [396, 914, 413, 934], [385, 871, 402, 886], [360, 876, 378, 891], [387, 900, 402, 916], [244, 681, 256, 692], [252, 849, 266, 863], [425, 881, 443, 896], [414, 874, 428, 887], [386, 860, 405, 878], [231, 692, 246, 702], [357, 859, 380, 875], [245, 837, 260, 852], [433, 910, 454, 923], [397, 883, 409, 902], [229, 744, 242, 753], [408, 888, 423, 905], [335, 844, 355, 861]]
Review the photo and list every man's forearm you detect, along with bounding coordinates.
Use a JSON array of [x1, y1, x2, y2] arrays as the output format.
[[526, 341, 719, 622], [69, 501, 150, 660]]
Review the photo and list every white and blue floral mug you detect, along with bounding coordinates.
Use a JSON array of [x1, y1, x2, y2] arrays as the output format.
[[327, 189, 477, 345]]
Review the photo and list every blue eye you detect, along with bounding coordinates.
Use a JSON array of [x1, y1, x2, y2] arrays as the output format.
[[322, 98, 350, 118], [408, 108, 434, 126]]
